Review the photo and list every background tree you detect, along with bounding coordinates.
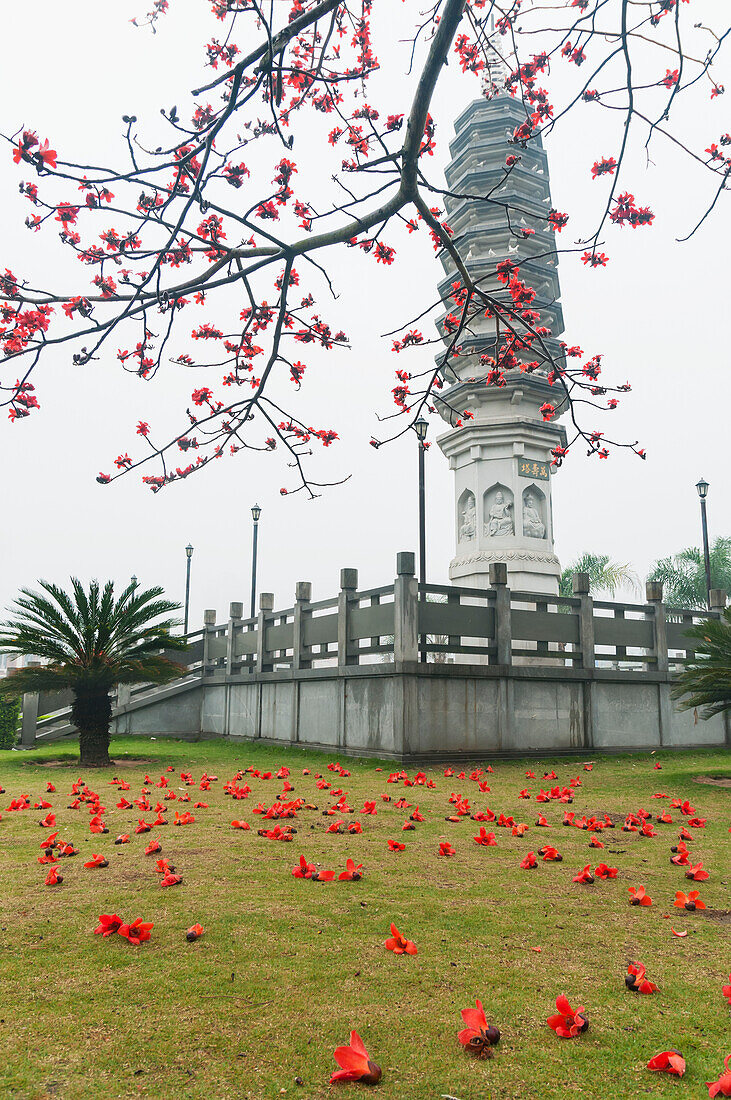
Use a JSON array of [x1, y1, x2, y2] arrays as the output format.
[[559, 552, 640, 599], [648, 537, 731, 609], [0, 579, 187, 766], [671, 608, 731, 719], [0, 0, 728, 497]]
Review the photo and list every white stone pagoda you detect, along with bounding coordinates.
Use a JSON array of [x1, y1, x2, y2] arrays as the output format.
[[436, 90, 568, 595]]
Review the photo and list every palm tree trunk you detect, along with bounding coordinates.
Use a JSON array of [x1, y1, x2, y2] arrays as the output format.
[[72, 689, 113, 767]]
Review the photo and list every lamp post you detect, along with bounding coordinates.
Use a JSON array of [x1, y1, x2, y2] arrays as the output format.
[[250, 504, 262, 619], [183, 544, 194, 636], [130, 575, 137, 587], [695, 478, 712, 609], [414, 417, 428, 662]]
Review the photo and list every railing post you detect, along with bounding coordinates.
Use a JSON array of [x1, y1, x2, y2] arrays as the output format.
[[710, 589, 727, 614], [394, 552, 418, 664], [338, 569, 358, 667], [572, 572, 595, 669], [20, 692, 39, 749], [226, 602, 243, 675], [646, 581, 668, 673], [202, 610, 217, 674], [489, 562, 511, 666], [293, 582, 313, 671], [256, 593, 275, 674]]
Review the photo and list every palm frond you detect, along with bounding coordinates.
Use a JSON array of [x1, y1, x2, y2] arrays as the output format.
[[672, 609, 731, 717]]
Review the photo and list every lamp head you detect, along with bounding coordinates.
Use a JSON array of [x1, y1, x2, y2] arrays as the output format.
[[185, 543, 194, 559], [251, 503, 262, 522], [695, 478, 709, 500], [414, 416, 429, 442]]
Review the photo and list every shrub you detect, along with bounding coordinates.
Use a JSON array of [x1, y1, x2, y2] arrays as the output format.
[[0, 695, 20, 749]]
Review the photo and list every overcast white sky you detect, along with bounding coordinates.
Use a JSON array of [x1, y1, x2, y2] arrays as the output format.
[[1, 1, 729, 627]]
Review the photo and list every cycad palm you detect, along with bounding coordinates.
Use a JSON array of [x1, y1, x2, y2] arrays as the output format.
[[0, 579, 187, 766], [559, 553, 640, 599], [671, 608, 731, 718]]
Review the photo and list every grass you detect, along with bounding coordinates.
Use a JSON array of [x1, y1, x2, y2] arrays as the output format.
[[0, 737, 729, 1100]]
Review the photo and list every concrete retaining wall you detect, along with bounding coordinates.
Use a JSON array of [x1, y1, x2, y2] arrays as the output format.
[[109, 662, 729, 759]]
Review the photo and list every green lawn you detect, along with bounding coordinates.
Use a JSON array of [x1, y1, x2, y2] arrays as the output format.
[[0, 738, 728, 1100]]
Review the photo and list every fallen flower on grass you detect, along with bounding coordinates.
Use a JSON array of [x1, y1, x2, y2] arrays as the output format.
[[572, 864, 595, 884], [339, 859, 363, 881], [670, 928, 688, 937], [594, 863, 618, 879], [625, 962, 658, 994], [387, 839, 405, 852], [707, 1053, 731, 1097], [520, 851, 538, 869], [647, 1050, 686, 1076], [45, 866, 63, 885], [473, 827, 497, 846], [161, 872, 183, 887], [94, 914, 124, 937], [144, 838, 162, 855], [83, 853, 109, 869], [686, 861, 709, 881], [438, 841, 455, 857], [117, 918, 154, 945], [547, 995, 589, 1038], [722, 976, 731, 1006], [457, 998, 500, 1058], [186, 924, 204, 942], [114, 834, 130, 845], [384, 922, 417, 955], [330, 1031, 381, 1084], [628, 885, 652, 906], [674, 890, 706, 911], [230, 820, 250, 830]]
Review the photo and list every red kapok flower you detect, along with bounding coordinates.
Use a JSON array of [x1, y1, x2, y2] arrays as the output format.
[[94, 913, 123, 937], [330, 1031, 382, 1084], [45, 866, 63, 886], [384, 922, 417, 956], [628, 884, 652, 906], [547, 995, 589, 1038], [117, 918, 154, 945], [722, 975, 731, 1007], [186, 923, 204, 942], [707, 1053, 731, 1096], [647, 1050, 686, 1076], [674, 889, 706, 911], [457, 998, 501, 1058], [520, 851, 538, 869], [625, 961, 658, 994]]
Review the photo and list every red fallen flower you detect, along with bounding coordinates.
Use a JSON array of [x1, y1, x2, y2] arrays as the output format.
[[114, 834, 130, 844], [292, 855, 316, 879], [625, 961, 658, 994], [155, 858, 174, 875], [647, 1050, 686, 1076], [46, 783, 56, 793], [572, 864, 595, 884], [457, 998, 501, 1058], [45, 866, 63, 885], [116, 798, 132, 809], [686, 861, 709, 881], [330, 1030, 382, 1085], [439, 841, 456, 857], [117, 918, 154, 945], [722, 975, 731, 1006], [674, 890, 705, 911], [39, 812, 56, 828], [520, 851, 538, 869], [474, 827, 497, 846], [135, 819, 153, 834], [339, 859, 364, 881], [145, 838, 162, 856], [161, 872, 183, 887], [594, 863, 618, 879], [539, 846, 562, 862], [348, 821, 363, 834], [547, 995, 589, 1038], [384, 922, 417, 955], [628, 880, 650, 906], [38, 853, 58, 865], [410, 806, 425, 822], [707, 1053, 731, 1097], [94, 914, 124, 937], [512, 823, 529, 837], [311, 868, 335, 882], [186, 923, 204, 942], [84, 853, 109, 868], [231, 820, 250, 830], [39, 830, 59, 849], [535, 814, 550, 827], [57, 842, 78, 857], [589, 836, 605, 848], [388, 839, 406, 851]]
